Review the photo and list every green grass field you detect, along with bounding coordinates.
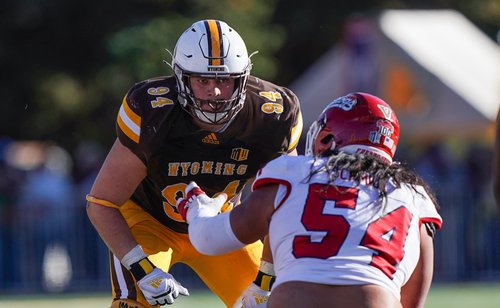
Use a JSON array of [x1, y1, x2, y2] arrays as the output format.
[[1, 283, 499, 307]]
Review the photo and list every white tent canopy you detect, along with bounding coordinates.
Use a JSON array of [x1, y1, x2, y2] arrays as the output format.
[[291, 9, 500, 140]]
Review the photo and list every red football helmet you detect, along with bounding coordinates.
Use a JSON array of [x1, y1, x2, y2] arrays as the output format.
[[305, 92, 400, 163]]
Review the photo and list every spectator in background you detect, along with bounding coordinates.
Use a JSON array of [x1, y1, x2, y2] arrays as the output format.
[[72, 141, 109, 286], [465, 143, 493, 204], [14, 143, 75, 291], [414, 142, 454, 200], [493, 109, 500, 212], [0, 137, 25, 288]]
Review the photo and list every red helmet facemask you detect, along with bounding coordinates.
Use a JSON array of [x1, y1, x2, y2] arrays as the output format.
[[305, 92, 400, 163]]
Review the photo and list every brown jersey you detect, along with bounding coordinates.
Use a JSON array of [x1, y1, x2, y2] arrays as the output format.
[[116, 75, 302, 233]]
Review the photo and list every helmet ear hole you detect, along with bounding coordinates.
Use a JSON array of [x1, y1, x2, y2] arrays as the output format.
[[320, 134, 334, 145]]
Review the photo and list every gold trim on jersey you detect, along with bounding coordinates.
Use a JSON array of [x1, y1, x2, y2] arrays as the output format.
[[117, 97, 141, 143], [288, 111, 303, 152], [205, 19, 222, 66]]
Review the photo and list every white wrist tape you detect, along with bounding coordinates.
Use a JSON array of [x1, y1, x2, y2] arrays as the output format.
[[188, 212, 245, 255], [121, 245, 147, 270], [259, 260, 275, 276]]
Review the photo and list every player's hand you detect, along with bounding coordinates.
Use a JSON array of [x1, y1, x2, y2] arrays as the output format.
[[176, 181, 227, 223], [176, 182, 206, 220], [136, 268, 189, 305], [238, 282, 271, 307]]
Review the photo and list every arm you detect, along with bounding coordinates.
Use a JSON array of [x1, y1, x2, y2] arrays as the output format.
[[400, 223, 435, 308], [182, 183, 278, 255], [87, 138, 188, 305], [230, 184, 278, 244], [86, 138, 146, 259]]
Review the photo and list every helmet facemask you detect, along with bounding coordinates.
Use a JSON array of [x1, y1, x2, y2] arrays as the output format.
[[174, 68, 250, 125], [305, 113, 337, 157]]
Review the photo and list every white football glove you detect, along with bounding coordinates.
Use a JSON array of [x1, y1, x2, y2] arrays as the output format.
[[136, 268, 189, 306], [238, 282, 271, 308], [176, 181, 227, 223]]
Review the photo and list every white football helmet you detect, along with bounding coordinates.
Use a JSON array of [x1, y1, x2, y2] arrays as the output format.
[[172, 20, 252, 125]]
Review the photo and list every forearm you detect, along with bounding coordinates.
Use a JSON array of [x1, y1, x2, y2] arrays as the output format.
[[261, 235, 273, 263], [188, 211, 246, 255], [86, 203, 137, 259], [400, 225, 434, 307]]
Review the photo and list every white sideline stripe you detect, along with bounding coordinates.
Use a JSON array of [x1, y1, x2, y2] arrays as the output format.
[[113, 255, 129, 298], [119, 105, 141, 136]]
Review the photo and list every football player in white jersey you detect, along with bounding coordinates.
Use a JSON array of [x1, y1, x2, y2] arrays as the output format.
[[177, 92, 443, 308]]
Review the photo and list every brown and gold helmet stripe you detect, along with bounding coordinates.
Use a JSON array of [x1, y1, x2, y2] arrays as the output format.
[[203, 19, 224, 66]]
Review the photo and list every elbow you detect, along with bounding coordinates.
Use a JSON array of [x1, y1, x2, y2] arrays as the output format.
[[86, 202, 103, 227], [188, 219, 227, 256]]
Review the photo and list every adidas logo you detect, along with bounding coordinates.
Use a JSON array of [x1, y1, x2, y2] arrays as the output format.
[[202, 133, 220, 144]]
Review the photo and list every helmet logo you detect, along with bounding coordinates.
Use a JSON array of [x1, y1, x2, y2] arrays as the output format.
[[369, 120, 395, 149], [378, 104, 393, 120], [327, 95, 357, 111]]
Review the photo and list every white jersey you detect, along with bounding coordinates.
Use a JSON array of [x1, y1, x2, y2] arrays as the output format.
[[252, 155, 442, 300]]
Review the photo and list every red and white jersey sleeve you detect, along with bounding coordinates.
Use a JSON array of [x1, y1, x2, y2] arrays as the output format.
[[253, 155, 442, 300]]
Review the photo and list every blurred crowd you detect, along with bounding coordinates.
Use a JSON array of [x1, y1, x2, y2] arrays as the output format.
[[0, 136, 498, 294], [0, 137, 108, 293]]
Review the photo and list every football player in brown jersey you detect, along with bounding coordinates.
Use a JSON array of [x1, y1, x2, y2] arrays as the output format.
[[86, 19, 303, 307]]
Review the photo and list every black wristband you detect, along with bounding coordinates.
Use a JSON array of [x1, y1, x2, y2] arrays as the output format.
[[253, 270, 276, 291], [129, 257, 156, 281]]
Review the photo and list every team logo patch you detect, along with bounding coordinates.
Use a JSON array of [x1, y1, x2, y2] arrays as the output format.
[[231, 148, 249, 161], [327, 95, 357, 111], [202, 133, 220, 144]]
